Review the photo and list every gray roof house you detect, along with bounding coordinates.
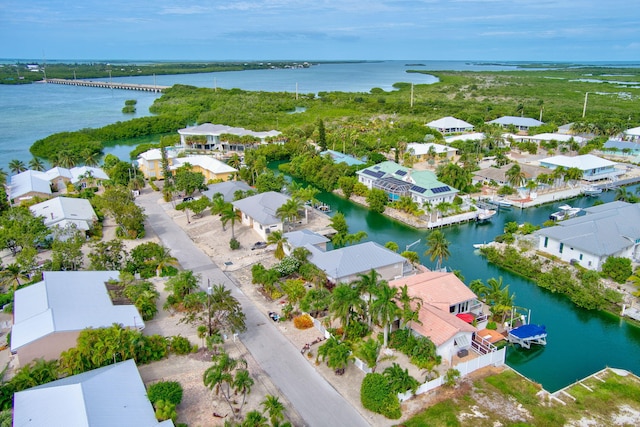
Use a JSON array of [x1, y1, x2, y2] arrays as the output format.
[[487, 116, 544, 131], [11, 271, 144, 365], [202, 180, 253, 202], [8, 170, 53, 203], [283, 229, 330, 255], [232, 191, 290, 240], [305, 241, 412, 284], [13, 359, 174, 427], [535, 201, 640, 270]]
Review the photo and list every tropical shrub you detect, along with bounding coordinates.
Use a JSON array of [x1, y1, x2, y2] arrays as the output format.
[[229, 238, 240, 250], [360, 373, 402, 419], [147, 381, 184, 405], [274, 256, 301, 276], [293, 314, 314, 329], [169, 335, 195, 355]]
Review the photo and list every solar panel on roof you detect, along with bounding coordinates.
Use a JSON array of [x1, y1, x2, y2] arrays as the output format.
[[395, 170, 407, 176], [363, 169, 384, 178], [410, 185, 428, 194], [431, 186, 451, 194]]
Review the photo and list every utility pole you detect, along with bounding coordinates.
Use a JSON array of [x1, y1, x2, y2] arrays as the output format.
[[207, 280, 213, 336], [410, 83, 414, 108]]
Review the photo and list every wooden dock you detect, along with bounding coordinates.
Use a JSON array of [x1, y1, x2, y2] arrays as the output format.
[[44, 78, 169, 93]]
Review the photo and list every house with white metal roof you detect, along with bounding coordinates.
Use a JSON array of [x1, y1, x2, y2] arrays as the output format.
[[407, 142, 457, 160], [178, 123, 282, 152], [356, 161, 458, 206], [426, 116, 474, 134], [137, 148, 179, 179], [8, 170, 53, 204], [538, 154, 624, 182], [305, 241, 411, 284], [232, 191, 291, 240], [30, 196, 98, 234], [487, 116, 544, 131], [535, 201, 640, 270], [11, 271, 144, 365], [13, 359, 174, 427], [603, 140, 640, 155], [320, 150, 365, 166], [389, 270, 484, 363], [171, 155, 237, 182], [520, 133, 587, 145]]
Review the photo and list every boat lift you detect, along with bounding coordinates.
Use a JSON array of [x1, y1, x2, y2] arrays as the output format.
[[506, 307, 548, 349]]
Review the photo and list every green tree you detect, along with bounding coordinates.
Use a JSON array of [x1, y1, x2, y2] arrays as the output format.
[[174, 164, 206, 196], [220, 203, 239, 239], [233, 368, 254, 415], [0, 263, 29, 291], [385, 241, 399, 252], [276, 197, 303, 230], [505, 163, 526, 188], [50, 228, 85, 271], [424, 230, 450, 271], [255, 170, 285, 193], [601, 256, 633, 283], [300, 288, 331, 317], [330, 283, 362, 329], [317, 119, 327, 151], [165, 270, 200, 302], [0, 206, 48, 255], [366, 188, 388, 213], [261, 394, 286, 426], [28, 157, 46, 171], [354, 338, 381, 373], [8, 159, 26, 174], [352, 269, 383, 327], [371, 282, 400, 347], [267, 230, 288, 260], [398, 284, 422, 330], [383, 362, 419, 394], [94, 187, 146, 238]]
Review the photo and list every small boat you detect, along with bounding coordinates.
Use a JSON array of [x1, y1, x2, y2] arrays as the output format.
[[582, 185, 602, 196], [496, 199, 513, 207], [476, 209, 496, 222], [508, 324, 547, 349], [549, 205, 581, 221]]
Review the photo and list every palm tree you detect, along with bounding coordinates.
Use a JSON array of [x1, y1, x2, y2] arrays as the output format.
[[0, 168, 6, 185], [505, 163, 526, 188], [371, 282, 400, 347], [211, 195, 229, 216], [266, 230, 287, 260], [56, 151, 76, 169], [383, 363, 419, 394], [220, 204, 238, 238], [8, 159, 26, 174], [242, 410, 269, 427], [276, 198, 303, 230], [385, 241, 399, 252], [615, 187, 632, 202], [354, 338, 381, 372], [28, 157, 46, 171], [261, 394, 285, 425], [352, 269, 383, 327], [81, 149, 100, 167], [329, 283, 361, 329], [398, 284, 422, 330], [233, 369, 254, 415], [0, 263, 29, 291], [326, 340, 352, 375], [424, 230, 450, 271], [154, 246, 180, 277]]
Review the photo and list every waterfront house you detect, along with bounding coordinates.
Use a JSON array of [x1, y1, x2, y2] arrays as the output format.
[[30, 196, 98, 237], [389, 270, 483, 363], [13, 359, 174, 427], [202, 180, 253, 202], [11, 271, 144, 365], [356, 160, 458, 206], [538, 154, 624, 182], [137, 148, 178, 179], [514, 133, 587, 146], [407, 142, 457, 161], [472, 163, 547, 187], [283, 229, 329, 255], [232, 191, 291, 240], [170, 155, 237, 182], [320, 149, 365, 166], [178, 123, 282, 152], [603, 139, 640, 156], [535, 201, 640, 270], [426, 116, 474, 134], [305, 241, 412, 284], [487, 116, 544, 132]]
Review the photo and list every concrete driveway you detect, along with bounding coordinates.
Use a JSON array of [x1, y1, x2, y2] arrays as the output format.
[[135, 190, 370, 427]]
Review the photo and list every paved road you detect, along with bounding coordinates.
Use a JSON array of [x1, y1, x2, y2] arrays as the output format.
[[136, 191, 370, 427]]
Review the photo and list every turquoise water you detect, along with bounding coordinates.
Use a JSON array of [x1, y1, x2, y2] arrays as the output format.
[[3, 60, 640, 391], [306, 182, 640, 392]]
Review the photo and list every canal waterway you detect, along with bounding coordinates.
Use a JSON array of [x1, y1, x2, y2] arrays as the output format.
[[303, 178, 640, 392]]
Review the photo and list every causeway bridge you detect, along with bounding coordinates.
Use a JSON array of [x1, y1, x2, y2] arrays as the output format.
[[44, 78, 169, 93]]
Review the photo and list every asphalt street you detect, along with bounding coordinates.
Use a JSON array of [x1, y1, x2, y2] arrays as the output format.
[[136, 190, 370, 427]]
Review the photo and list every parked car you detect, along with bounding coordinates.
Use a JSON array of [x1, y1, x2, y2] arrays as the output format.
[[251, 241, 267, 250]]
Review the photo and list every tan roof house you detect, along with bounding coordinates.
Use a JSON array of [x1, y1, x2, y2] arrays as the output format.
[[389, 270, 483, 363]]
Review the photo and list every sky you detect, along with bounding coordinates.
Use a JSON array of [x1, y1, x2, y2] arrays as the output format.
[[1, 0, 639, 62]]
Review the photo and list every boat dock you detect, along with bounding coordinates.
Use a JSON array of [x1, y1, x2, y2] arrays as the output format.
[[44, 78, 169, 93]]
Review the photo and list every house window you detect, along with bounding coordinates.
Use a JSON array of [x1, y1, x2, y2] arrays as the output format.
[[544, 237, 548, 248], [559, 243, 564, 254], [579, 254, 583, 260]]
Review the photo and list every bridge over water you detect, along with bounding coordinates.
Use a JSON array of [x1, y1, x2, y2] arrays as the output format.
[[44, 78, 169, 93]]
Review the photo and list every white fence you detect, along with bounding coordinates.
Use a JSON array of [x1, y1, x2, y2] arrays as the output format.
[[312, 317, 331, 339], [397, 347, 506, 402]]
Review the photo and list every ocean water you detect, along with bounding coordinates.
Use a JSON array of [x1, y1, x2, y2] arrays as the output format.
[[0, 60, 520, 172]]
